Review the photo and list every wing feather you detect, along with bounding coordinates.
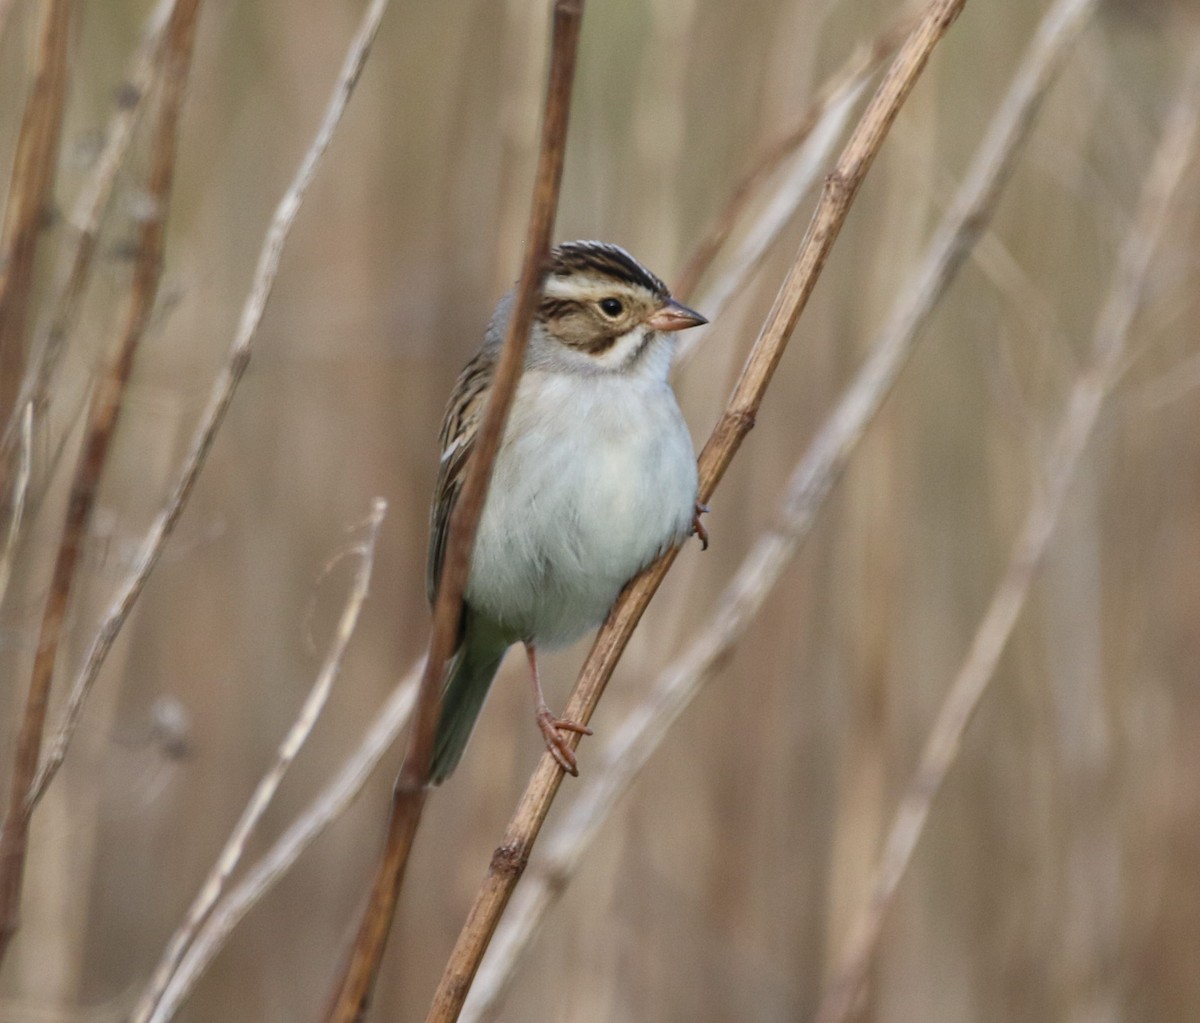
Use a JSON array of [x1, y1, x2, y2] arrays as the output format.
[[426, 346, 496, 606]]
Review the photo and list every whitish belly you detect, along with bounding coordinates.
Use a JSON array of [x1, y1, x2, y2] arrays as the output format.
[[466, 375, 696, 645]]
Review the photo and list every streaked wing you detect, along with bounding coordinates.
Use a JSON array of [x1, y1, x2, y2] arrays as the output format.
[[427, 345, 496, 606]]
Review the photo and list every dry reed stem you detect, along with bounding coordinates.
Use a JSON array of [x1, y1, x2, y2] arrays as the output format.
[[0, 0, 179, 460], [322, 5, 585, 1021], [672, 11, 915, 300], [458, 5, 1100, 1013], [673, 72, 865, 373], [131, 499, 386, 1023], [426, 3, 967, 1020], [814, 42, 1200, 1023], [0, 403, 31, 609], [0, 0, 74, 497], [152, 665, 421, 1021], [0, 0, 199, 966], [80, 33, 889, 996], [26, 0, 394, 810]]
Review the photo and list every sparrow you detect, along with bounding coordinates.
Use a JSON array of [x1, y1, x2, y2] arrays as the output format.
[[427, 240, 707, 783]]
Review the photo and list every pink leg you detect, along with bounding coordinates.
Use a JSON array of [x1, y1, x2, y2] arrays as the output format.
[[525, 642, 592, 776]]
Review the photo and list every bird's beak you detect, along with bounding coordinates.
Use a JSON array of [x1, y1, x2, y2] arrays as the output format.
[[646, 299, 708, 332]]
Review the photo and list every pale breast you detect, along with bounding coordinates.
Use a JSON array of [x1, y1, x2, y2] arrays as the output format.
[[466, 368, 697, 646]]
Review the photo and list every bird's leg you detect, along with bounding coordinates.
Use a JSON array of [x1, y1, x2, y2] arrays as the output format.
[[692, 502, 710, 551], [524, 641, 592, 776]]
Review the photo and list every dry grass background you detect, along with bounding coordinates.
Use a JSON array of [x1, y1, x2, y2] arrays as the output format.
[[1, 0, 1199, 1020]]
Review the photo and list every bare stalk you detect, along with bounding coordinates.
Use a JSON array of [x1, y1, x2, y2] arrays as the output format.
[[672, 10, 915, 300], [814, 41, 1200, 1023], [426, 2, 969, 1020], [0, 0, 179, 460], [149, 663, 421, 1023], [40, 23, 903, 994], [458, 2, 1100, 1011], [132, 499, 386, 1023], [321, 4, 585, 1021], [0, 403, 31, 609], [673, 66, 866, 372], [27, 0, 395, 810], [0, 0, 74, 493], [0, 0, 200, 965]]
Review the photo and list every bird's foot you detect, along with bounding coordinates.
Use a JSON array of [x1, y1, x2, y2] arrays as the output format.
[[692, 502, 710, 551], [535, 705, 593, 776]]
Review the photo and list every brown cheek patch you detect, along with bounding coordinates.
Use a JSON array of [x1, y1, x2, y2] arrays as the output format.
[[542, 301, 623, 355]]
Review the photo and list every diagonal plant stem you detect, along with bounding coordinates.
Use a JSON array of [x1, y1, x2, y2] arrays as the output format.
[[425, 2, 969, 1020], [151, 663, 422, 1023], [321, 4, 586, 1021], [457, 2, 1100, 1014], [673, 69, 865, 373], [26, 0, 395, 811], [814, 40, 1200, 1023], [0, 0, 179, 462], [0, 0, 200, 966], [672, 10, 915, 301], [132, 499, 386, 1023], [0, 0, 75, 499], [82, 30, 904, 1002]]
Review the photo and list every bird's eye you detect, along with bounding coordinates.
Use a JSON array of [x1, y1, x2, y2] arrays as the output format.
[[598, 297, 624, 318]]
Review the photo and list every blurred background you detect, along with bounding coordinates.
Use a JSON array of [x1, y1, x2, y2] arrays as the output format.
[[1, 0, 1199, 1020]]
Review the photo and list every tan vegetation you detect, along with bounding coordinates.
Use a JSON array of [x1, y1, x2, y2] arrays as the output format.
[[0, 0, 1198, 1021]]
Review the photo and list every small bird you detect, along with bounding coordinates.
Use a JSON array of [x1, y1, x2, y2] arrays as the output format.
[[427, 240, 708, 783]]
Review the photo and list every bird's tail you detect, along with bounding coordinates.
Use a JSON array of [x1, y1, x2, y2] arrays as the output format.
[[430, 612, 510, 784]]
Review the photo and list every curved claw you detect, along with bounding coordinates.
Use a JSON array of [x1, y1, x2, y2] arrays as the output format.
[[692, 502, 710, 551], [535, 706, 593, 776]]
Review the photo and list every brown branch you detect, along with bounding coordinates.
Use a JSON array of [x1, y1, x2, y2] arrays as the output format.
[[672, 54, 873, 374], [321, 3, 585, 1021], [0, 0, 200, 966], [814, 37, 1200, 1023], [672, 10, 915, 300], [25, 0, 394, 812], [148, 663, 422, 1020], [0, 0, 74, 486], [425, 3, 968, 1021], [455, 0, 1104, 1014], [133, 499, 387, 1023], [0, 0, 179, 460]]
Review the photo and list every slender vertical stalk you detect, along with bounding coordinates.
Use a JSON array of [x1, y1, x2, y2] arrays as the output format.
[[0, 0, 201, 966], [0, 0, 75, 501], [322, 4, 586, 1022], [814, 40, 1200, 1023], [425, 2, 968, 1021]]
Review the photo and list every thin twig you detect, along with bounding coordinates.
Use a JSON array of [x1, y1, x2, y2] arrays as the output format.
[[426, 3, 968, 1020], [27, 0, 395, 810], [148, 663, 421, 1023], [673, 69, 866, 373], [814, 41, 1200, 1023], [672, 11, 915, 300], [458, 5, 1100, 1011], [0, 403, 31, 609], [132, 499, 387, 1023], [0, 0, 179, 460], [0, 0, 200, 965], [323, 5, 585, 1021], [30, 26, 913, 994], [0, 0, 74, 488]]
